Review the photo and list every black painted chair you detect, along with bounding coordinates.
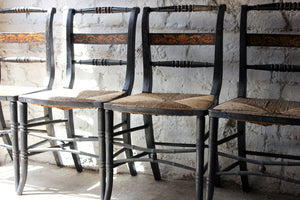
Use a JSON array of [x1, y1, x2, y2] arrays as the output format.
[[17, 7, 139, 197], [206, 2, 300, 200], [0, 7, 56, 192], [104, 5, 226, 200]]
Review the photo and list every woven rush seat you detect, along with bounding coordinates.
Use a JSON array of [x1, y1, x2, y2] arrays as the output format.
[[19, 88, 127, 110], [213, 98, 300, 119], [107, 93, 215, 115], [0, 85, 46, 100]]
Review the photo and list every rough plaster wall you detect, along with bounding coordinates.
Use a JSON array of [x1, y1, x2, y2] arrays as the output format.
[[0, 0, 299, 195]]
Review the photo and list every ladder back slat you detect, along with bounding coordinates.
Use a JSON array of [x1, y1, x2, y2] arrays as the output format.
[[151, 61, 214, 68], [247, 64, 300, 72], [0, 7, 47, 14], [149, 33, 215, 45], [74, 7, 133, 14], [0, 33, 45, 43], [248, 2, 300, 11], [73, 59, 127, 66], [73, 33, 128, 44], [0, 57, 45, 63], [150, 5, 219, 12], [247, 34, 300, 48]]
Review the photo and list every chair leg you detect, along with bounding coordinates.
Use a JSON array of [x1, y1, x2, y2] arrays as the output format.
[[0, 102, 13, 159], [17, 102, 28, 195], [104, 110, 114, 200], [196, 115, 205, 200], [237, 121, 250, 192], [121, 113, 137, 176], [10, 101, 19, 192], [143, 115, 161, 181], [98, 108, 106, 200], [64, 110, 82, 172], [206, 117, 218, 200], [43, 107, 63, 167]]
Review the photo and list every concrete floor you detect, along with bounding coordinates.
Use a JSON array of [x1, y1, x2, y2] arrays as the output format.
[[0, 161, 299, 200]]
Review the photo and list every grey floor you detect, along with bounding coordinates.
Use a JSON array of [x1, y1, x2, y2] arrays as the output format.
[[0, 161, 299, 200]]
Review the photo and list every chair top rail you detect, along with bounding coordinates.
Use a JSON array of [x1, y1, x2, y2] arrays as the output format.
[[151, 61, 214, 68], [74, 7, 134, 14], [149, 5, 219, 12], [73, 59, 126, 66], [247, 64, 300, 72], [247, 34, 300, 48], [0, 57, 45, 63], [0, 7, 47, 14], [248, 2, 300, 11]]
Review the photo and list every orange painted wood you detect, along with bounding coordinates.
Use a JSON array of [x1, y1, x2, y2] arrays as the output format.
[[0, 33, 45, 43], [73, 33, 128, 44], [247, 34, 300, 47], [149, 33, 215, 45]]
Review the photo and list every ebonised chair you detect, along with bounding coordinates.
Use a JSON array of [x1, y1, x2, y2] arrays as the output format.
[[104, 5, 226, 200], [206, 2, 300, 200], [0, 7, 56, 192], [17, 7, 139, 197]]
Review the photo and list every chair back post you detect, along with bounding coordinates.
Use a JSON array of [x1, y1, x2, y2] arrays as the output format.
[[210, 4, 226, 105], [122, 7, 140, 94], [238, 5, 248, 98], [0, 7, 56, 89], [45, 8, 56, 90], [238, 2, 300, 98], [65, 9, 75, 89], [64, 7, 139, 91], [142, 5, 226, 98], [142, 7, 152, 93]]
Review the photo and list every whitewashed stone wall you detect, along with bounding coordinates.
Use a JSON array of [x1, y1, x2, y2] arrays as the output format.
[[0, 0, 299, 195]]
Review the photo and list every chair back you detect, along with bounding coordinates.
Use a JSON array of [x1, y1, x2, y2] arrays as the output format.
[[0, 7, 56, 89], [65, 7, 140, 95], [239, 2, 300, 98], [141, 5, 226, 106]]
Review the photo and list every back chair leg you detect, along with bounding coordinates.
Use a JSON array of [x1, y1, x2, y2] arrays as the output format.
[[44, 107, 63, 167], [237, 121, 250, 192], [143, 115, 161, 181], [0, 103, 13, 159], [104, 110, 114, 200], [17, 102, 28, 195], [121, 113, 137, 176], [10, 101, 19, 192], [206, 117, 218, 200], [98, 108, 106, 200], [196, 115, 205, 200], [64, 110, 83, 172]]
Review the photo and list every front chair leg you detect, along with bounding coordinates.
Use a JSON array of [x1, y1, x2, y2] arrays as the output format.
[[206, 117, 218, 200], [121, 113, 137, 176], [10, 101, 19, 192], [237, 121, 250, 192], [196, 115, 205, 200], [17, 102, 28, 195], [104, 110, 114, 200], [98, 108, 106, 200]]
